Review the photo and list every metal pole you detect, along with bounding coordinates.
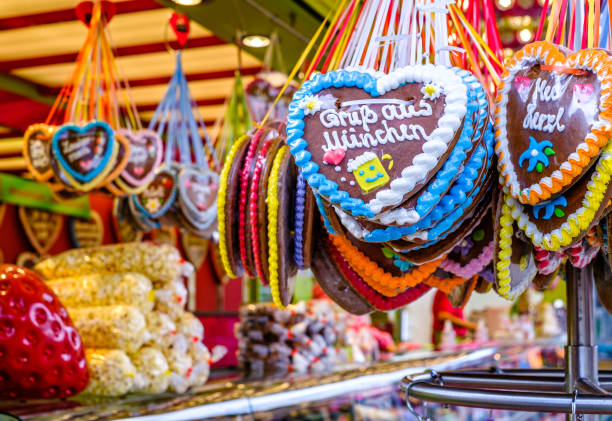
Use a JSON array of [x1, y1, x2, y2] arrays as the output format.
[[565, 263, 601, 420]]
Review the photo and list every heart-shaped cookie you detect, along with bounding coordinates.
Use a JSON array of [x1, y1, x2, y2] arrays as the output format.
[[494, 191, 537, 300], [69, 209, 104, 248], [51, 121, 117, 191], [116, 129, 163, 191], [495, 41, 612, 205], [287, 66, 468, 220], [439, 208, 494, 279], [111, 198, 143, 243], [246, 72, 299, 123], [181, 230, 210, 269], [23, 124, 55, 182], [132, 168, 177, 219], [18, 207, 63, 256], [177, 168, 219, 230]]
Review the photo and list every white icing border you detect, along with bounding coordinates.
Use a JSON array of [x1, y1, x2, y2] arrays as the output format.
[[365, 64, 468, 213], [495, 43, 612, 203]]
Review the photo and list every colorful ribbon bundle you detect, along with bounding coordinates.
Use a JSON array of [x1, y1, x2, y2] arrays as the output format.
[[218, 0, 502, 313], [493, 0, 612, 299], [121, 31, 220, 236], [23, 1, 163, 198]]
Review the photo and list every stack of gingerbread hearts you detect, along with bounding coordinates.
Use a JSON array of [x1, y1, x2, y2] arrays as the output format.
[[123, 50, 220, 238], [284, 65, 496, 312], [218, 120, 318, 309], [22, 2, 164, 199], [493, 41, 612, 299]]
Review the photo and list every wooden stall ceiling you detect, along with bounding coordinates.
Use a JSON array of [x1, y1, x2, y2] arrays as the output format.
[[0, 0, 263, 171]]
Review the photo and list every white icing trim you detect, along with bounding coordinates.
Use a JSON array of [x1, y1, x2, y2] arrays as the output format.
[[333, 206, 371, 239], [364, 64, 467, 213]]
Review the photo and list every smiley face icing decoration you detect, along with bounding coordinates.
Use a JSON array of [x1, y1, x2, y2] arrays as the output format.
[[495, 42, 612, 206], [287, 65, 468, 221]]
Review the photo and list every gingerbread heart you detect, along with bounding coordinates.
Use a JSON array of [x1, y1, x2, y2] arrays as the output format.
[[69, 210, 104, 248], [23, 124, 55, 182], [181, 230, 210, 269], [132, 168, 177, 219], [287, 66, 468, 220], [440, 208, 494, 279], [111, 198, 143, 243], [18, 207, 63, 256], [495, 41, 612, 205], [116, 129, 163, 190], [245, 72, 299, 123], [51, 121, 116, 190], [177, 168, 218, 229]]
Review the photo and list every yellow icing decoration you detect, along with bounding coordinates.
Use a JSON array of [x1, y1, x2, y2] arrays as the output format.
[[352, 154, 390, 193], [217, 134, 250, 279], [495, 191, 516, 300], [268, 146, 289, 309]]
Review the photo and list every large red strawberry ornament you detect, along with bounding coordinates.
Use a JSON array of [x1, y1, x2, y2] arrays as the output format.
[[0, 264, 89, 399]]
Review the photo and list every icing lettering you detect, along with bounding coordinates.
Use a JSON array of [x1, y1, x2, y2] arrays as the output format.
[[30, 139, 49, 168], [521, 78, 568, 133], [130, 144, 148, 165], [143, 185, 165, 199], [320, 100, 434, 152]]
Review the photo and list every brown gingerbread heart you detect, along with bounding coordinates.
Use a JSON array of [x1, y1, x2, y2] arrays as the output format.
[[18, 206, 63, 255], [69, 209, 104, 248], [495, 41, 612, 205]]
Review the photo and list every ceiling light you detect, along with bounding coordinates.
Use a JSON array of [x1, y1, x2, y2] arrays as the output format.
[[518, 28, 534, 43], [496, 0, 514, 10], [242, 35, 271, 48], [172, 0, 202, 5]]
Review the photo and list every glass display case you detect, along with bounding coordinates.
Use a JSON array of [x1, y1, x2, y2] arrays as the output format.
[[1, 342, 565, 421]]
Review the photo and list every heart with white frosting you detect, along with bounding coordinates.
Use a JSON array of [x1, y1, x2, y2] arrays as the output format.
[[287, 65, 468, 221], [495, 41, 612, 206]]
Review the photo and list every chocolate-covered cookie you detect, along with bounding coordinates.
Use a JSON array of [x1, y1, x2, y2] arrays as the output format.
[[311, 226, 373, 315], [267, 146, 298, 307], [494, 191, 538, 299], [287, 67, 469, 221], [495, 42, 612, 205], [218, 134, 252, 278]]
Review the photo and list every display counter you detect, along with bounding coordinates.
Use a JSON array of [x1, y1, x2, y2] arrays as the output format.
[[1, 343, 559, 421]]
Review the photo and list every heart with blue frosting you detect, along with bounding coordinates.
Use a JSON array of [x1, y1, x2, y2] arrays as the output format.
[[51, 120, 116, 189], [287, 66, 468, 221]]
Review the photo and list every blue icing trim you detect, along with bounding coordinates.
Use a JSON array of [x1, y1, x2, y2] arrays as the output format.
[[364, 121, 494, 243], [314, 193, 336, 235], [286, 69, 379, 220], [393, 256, 414, 272], [410, 68, 485, 219], [51, 120, 115, 184]]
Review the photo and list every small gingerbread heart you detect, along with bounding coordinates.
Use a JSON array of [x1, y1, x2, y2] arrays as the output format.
[[18, 207, 63, 256]]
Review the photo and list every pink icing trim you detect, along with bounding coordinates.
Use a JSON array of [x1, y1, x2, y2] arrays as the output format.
[[534, 246, 562, 275], [238, 129, 266, 278], [249, 139, 275, 284], [569, 242, 600, 268], [439, 240, 494, 279]]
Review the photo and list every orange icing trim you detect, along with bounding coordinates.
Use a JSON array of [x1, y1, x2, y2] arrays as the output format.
[[330, 233, 442, 297], [422, 273, 468, 294], [495, 42, 612, 205]]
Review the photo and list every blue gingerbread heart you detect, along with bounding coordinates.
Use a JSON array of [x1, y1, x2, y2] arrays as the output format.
[[51, 120, 115, 184]]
